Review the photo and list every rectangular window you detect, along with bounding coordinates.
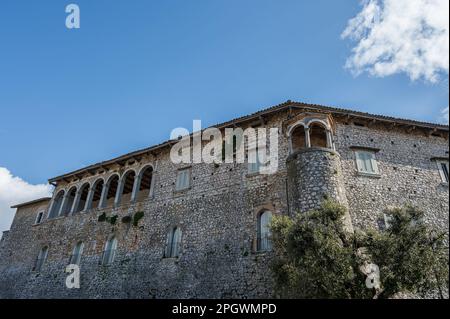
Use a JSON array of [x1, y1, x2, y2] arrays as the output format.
[[248, 147, 266, 174], [175, 168, 191, 191], [355, 150, 379, 175], [436, 160, 449, 183], [35, 212, 44, 225]]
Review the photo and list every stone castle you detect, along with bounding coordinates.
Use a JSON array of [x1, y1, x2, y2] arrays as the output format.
[[0, 101, 448, 298]]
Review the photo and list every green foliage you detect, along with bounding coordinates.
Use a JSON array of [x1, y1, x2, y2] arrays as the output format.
[[121, 215, 132, 224], [98, 213, 107, 222], [133, 211, 144, 227], [109, 215, 118, 225], [98, 213, 118, 225], [270, 200, 448, 299]]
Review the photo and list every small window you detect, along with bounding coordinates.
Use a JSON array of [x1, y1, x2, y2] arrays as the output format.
[[33, 246, 48, 272], [69, 241, 84, 265], [354, 150, 379, 175], [257, 210, 273, 251], [35, 212, 44, 225], [102, 237, 117, 266], [248, 149, 262, 174], [175, 168, 191, 191], [436, 160, 449, 183], [164, 227, 182, 258]]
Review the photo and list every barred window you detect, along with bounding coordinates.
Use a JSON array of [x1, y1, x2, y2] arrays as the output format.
[[165, 227, 182, 258], [33, 246, 48, 272], [102, 237, 117, 266], [257, 210, 272, 251], [69, 241, 84, 265]]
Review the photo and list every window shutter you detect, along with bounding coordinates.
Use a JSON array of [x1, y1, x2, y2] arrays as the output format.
[[164, 231, 171, 257], [355, 151, 364, 172], [371, 154, 379, 174], [174, 228, 182, 257]]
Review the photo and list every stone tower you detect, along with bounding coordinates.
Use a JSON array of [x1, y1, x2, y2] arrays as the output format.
[[285, 112, 353, 231]]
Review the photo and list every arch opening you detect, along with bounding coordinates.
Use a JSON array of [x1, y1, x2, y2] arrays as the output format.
[[90, 179, 104, 209], [291, 125, 307, 152], [257, 210, 273, 251], [105, 175, 119, 207], [309, 123, 328, 148], [120, 171, 136, 204], [49, 190, 65, 219], [62, 187, 77, 216], [137, 166, 153, 201], [74, 183, 90, 213]]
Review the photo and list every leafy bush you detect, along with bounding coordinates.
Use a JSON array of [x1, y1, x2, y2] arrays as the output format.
[[133, 211, 144, 227], [270, 200, 448, 299]]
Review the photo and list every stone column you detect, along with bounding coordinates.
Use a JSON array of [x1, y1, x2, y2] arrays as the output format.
[[70, 190, 82, 215], [99, 183, 109, 208], [326, 129, 333, 149], [83, 187, 95, 211], [58, 194, 68, 217], [114, 178, 125, 207], [130, 175, 141, 202], [305, 127, 311, 148], [149, 172, 156, 199], [46, 197, 56, 219]]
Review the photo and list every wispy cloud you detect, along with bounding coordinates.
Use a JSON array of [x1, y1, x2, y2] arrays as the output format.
[[342, 0, 449, 83], [0, 167, 52, 234], [439, 106, 449, 124]]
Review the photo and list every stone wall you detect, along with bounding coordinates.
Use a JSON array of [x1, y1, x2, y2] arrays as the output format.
[[0, 108, 448, 299]]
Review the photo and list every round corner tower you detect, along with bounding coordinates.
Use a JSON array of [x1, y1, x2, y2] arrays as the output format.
[[285, 113, 353, 232]]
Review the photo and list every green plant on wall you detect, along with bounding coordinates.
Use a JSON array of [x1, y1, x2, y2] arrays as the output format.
[[98, 213, 107, 222], [98, 213, 118, 225], [122, 215, 132, 224], [133, 211, 144, 227], [270, 200, 449, 299], [109, 215, 118, 225]]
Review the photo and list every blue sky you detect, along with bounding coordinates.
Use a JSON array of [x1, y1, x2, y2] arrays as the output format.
[[0, 0, 448, 232]]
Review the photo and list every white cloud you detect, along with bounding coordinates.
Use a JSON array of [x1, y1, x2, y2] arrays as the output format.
[[342, 0, 449, 83], [439, 106, 449, 124], [0, 167, 52, 235]]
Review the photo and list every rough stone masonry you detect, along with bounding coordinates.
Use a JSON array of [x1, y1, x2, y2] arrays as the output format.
[[0, 101, 448, 298]]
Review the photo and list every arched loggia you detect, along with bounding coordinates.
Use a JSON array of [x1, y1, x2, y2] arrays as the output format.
[[74, 183, 90, 213], [116, 170, 136, 206], [48, 190, 65, 219], [87, 179, 104, 210], [309, 122, 328, 148], [135, 166, 153, 201]]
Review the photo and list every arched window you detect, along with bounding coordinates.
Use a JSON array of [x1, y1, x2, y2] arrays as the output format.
[[102, 237, 117, 266], [309, 122, 328, 148], [33, 246, 48, 272], [164, 227, 182, 258], [291, 125, 307, 152], [104, 175, 119, 207], [61, 187, 77, 215], [48, 190, 65, 219], [136, 166, 153, 201], [89, 179, 104, 209], [118, 170, 136, 204], [257, 210, 273, 251], [74, 183, 90, 213], [69, 241, 84, 265]]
